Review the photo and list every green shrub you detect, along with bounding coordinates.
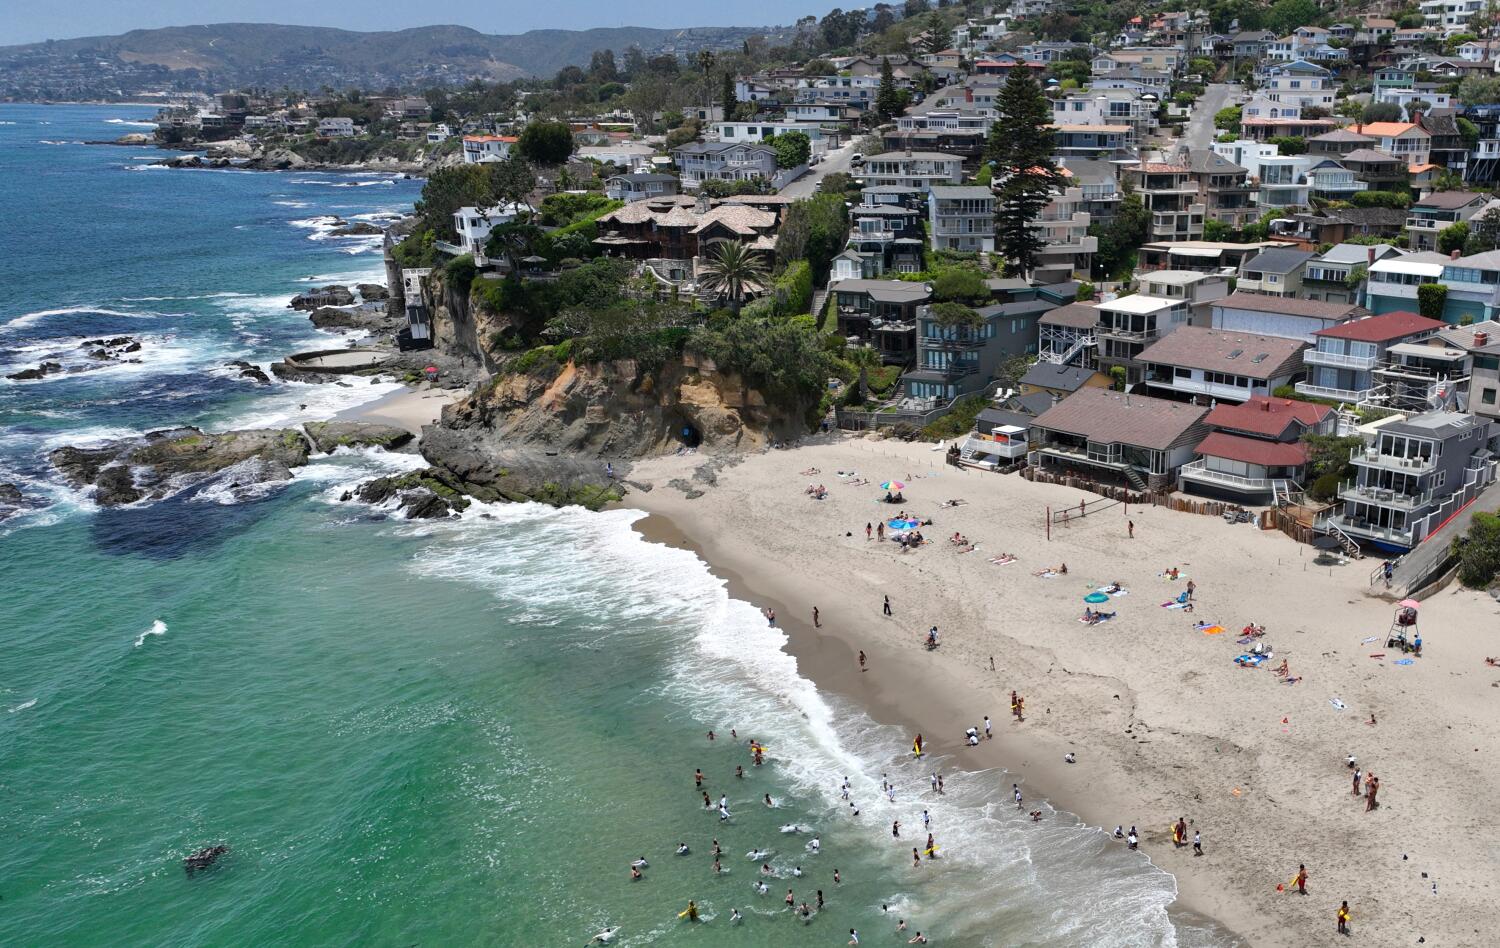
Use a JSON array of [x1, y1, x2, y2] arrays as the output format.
[[920, 395, 988, 440], [445, 255, 478, 296], [1456, 511, 1500, 588]]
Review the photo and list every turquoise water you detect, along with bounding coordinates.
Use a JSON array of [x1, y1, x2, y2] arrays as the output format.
[[0, 105, 1233, 946]]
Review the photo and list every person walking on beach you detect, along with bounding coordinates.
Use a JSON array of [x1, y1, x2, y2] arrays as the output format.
[[1383, 560, 1394, 588], [984, 715, 992, 740], [813, 606, 820, 628], [1365, 775, 1379, 811], [1337, 900, 1351, 935], [1128, 519, 1134, 539], [883, 595, 892, 616], [1295, 864, 1308, 895], [1013, 783, 1023, 809], [866, 522, 872, 541], [877, 522, 886, 542], [858, 650, 867, 672], [1193, 831, 1202, 856]]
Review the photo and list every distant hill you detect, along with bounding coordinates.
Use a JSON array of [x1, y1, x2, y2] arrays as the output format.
[[0, 22, 774, 99]]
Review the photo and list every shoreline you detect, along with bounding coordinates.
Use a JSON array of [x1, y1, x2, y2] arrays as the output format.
[[333, 383, 459, 436], [622, 437, 1500, 948], [630, 507, 1251, 946]]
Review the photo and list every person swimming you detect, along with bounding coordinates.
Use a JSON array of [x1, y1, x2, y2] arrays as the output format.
[[809, 836, 821, 853], [764, 793, 774, 807], [631, 857, 649, 869], [676, 843, 690, 855], [730, 909, 743, 923], [747, 848, 771, 860]]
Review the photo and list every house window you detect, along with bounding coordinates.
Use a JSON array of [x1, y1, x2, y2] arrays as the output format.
[[1484, 388, 1497, 405]]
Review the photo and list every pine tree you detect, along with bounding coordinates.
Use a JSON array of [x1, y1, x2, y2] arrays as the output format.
[[876, 57, 902, 121], [923, 13, 951, 55], [720, 71, 739, 121], [988, 69, 1061, 279]]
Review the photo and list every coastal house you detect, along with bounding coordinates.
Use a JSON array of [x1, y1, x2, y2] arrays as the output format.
[[1364, 252, 1450, 315], [1137, 241, 1281, 273], [592, 195, 778, 261], [1302, 243, 1401, 305], [1404, 191, 1489, 252], [927, 186, 996, 253], [846, 197, 926, 278], [858, 152, 965, 191], [1033, 184, 1096, 282], [1124, 162, 1206, 242], [1236, 247, 1316, 298], [956, 402, 1041, 470], [1296, 311, 1446, 404], [1137, 327, 1309, 405], [317, 117, 356, 138], [1178, 396, 1335, 504], [1037, 302, 1102, 369], [1018, 362, 1112, 399], [604, 173, 679, 203], [671, 142, 778, 190], [1326, 411, 1496, 552], [1209, 294, 1369, 343], [1261, 61, 1336, 110], [1050, 124, 1133, 161], [576, 142, 657, 168], [462, 134, 517, 163], [901, 293, 1064, 403], [1029, 387, 1213, 490], [452, 204, 524, 256], [829, 279, 930, 364]]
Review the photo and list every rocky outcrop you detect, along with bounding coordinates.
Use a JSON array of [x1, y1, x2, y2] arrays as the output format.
[[82, 336, 142, 360], [7, 361, 62, 381], [290, 285, 355, 311], [226, 360, 271, 384], [49, 426, 312, 507], [424, 267, 515, 373], [330, 222, 382, 237], [244, 147, 309, 171], [307, 306, 361, 329], [303, 421, 413, 454], [350, 468, 471, 518], [0, 483, 33, 523], [356, 283, 389, 302], [416, 426, 624, 509], [158, 154, 233, 169]]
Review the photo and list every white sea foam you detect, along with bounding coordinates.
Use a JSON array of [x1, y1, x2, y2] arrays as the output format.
[[214, 377, 404, 432], [133, 620, 167, 647], [399, 505, 1210, 946], [8, 698, 37, 713], [0, 306, 159, 334], [105, 118, 157, 127]]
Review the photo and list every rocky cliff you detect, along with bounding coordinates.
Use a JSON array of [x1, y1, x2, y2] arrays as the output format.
[[422, 267, 518, 374]]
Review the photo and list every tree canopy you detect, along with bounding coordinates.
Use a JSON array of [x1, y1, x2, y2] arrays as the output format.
[[517, 120, 575, 165]]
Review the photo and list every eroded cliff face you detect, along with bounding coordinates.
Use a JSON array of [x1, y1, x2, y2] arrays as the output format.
[[424, 268, 515, 373], [437, 353, 808, 459]]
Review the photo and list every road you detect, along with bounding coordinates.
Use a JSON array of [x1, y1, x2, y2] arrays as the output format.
[[779, 140, 857, 199], [1182, 82, 1240, 152]]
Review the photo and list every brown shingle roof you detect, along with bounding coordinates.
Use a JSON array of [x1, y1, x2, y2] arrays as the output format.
[[1313, 310, 1444, 342], [1137, 326, 1308, 380], [1038, 302, 1100, 328], [1033, 387, 1209, 451]]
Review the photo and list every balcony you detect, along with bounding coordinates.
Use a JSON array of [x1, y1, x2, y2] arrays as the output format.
[[1145, 373, 1256, 401], [1304, 348, 1379, 370], [1326, 514, 1416, 549], [961, 432, 1029, 460], [920, 359, 979, 377], [1338, 480, 1436, 510], [1294, 381, 1375, 402], [1178, 459, 1278, 493], [1349, 446, 1437, 473], [1098, 324, 1161, 342], [1037, 441, 1128, 469], [923, 333, 985, 351], [1405, 216, 1445, 231]]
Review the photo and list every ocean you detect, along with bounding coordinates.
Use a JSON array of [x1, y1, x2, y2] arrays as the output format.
[[0, 104, 1233, 946]]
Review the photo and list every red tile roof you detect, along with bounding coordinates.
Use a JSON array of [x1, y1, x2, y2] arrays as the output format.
[[1312, 310, 1444, 342], [1202, 395, 1331, 438], [1195, 431, 1310, 467]]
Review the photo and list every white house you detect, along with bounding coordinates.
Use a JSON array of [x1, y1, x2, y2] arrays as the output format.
[[462, 135, 518, 164], [712, 120, 834, 154], [1262, 61, 1335, 109], [317, 117, 356, 137], [452, 204, 525, 255], [426, 124, 453, 144]]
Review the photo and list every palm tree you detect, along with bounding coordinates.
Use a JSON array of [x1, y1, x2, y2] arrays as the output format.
[[697, 241, 768, 313], [847, 345, 883, 403]]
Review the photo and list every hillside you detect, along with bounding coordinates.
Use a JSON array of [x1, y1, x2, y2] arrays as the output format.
[[0, 22, 774, 99]]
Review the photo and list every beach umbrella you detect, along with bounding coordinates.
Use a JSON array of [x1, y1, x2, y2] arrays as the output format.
[[1084, 592, 1110, 604], [1397, 599, 1421, 610], [881, 481, 905, 491], [1309, 535, 1343, 551]]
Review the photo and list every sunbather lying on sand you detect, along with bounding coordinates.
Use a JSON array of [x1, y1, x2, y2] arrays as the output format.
[[989, 553, 1017, 565], [1487, 657, 1500, 667], [801, 468, 820, 476], [939, 499, 967, 508]]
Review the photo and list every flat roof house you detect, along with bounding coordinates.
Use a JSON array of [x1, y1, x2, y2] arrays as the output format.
[[927, 186, 995, 253], [1179, 396, 1335, 504], [1327, 411, 1496, 552], [462, 134, 517, 163], [1138, 326, 1309, 405], [1210, 293, 1368, 343], [1030, 387, 1212, 491], [859, 152, 965, 191]]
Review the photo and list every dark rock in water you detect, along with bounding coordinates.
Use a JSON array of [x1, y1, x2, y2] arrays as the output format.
[[49, 426, 312, 507], [80, 336, 142, 361], [307, 306, 360, 329], [354, 468, 470, 519], [7, 361, 63, 381], [303, 421, 413, 454], [418, 427, 624, 510], [356, 282, 389, 302], [289, 285, 354, 311], [0, 483, 22, 505], [330, 222, 383, 237], [184, 844, 228, 875], [95, 464, 144, 506], [225, 360, 271, 385]]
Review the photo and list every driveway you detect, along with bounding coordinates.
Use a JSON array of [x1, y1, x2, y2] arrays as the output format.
[[779, 140, 857, 199], [1182, 83, 1240, 152]]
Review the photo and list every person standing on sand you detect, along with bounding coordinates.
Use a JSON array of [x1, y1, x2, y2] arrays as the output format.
[[1193, 831, 1202, 856], [813, 606, 820, 628], [985, 715, 992, 739], [1128, 519, 1134, 538], [1352, 768, 1362, 796], [1337, 900, 1351, 935], [1366, 775, 1379, 811], [883, 595, 892, 616], [877, 523, 886, 542], [858, 651, 867, 672], [1185, 580, 1196, 600], [866, 523, 872, 541], [1295, 864, 1308, 895]]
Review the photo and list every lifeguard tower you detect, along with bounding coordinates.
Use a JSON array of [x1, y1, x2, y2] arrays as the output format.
[[1386, 599, 1420, 652]]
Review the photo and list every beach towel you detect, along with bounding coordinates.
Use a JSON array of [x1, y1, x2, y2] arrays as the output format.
[[1199, 625, 1225, 635], [1234, 654, 1266, 667], [1109, 589, 1130, 598], [1393, 658, 1415, 666], [1329, 698, 1347, 711], [1161, 601, 1189, 610], [990, 557, 1017, 566], [1360, 636, 1378, 645], [1034, 570, 1058, 578]]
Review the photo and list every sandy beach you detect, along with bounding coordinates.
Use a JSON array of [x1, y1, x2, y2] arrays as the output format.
[[627, 436, 1500, 947], [334, 383, 459, 435]]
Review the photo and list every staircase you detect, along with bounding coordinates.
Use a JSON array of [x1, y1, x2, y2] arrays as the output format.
[[1039, 333, 1095, 366], [959, 439, 981, 463], [1318, 519, 1364, 559], [1124, 467, 1148, 491], [810, 288, 830, 326], [1270, 479, 1298, 507]]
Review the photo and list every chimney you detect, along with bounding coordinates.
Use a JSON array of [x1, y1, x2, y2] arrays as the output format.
[[1367, 246, 1376, 265], [965, 88, 973, 104], [1262, 399, 1271, 411], [1476, 329, 1490, 347]]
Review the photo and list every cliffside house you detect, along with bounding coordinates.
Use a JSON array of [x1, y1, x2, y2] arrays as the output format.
[[671, 141, 779, 190], [604, 173, 679, 203], [317, 117, 356, 138], [1029, 387, 1213, 491], [592, 195, 778, 261], [452, 204, 524, 256], [1177, 396, 1335, 503], [462, 134, 517, 163], [829, 279, 930, 364]]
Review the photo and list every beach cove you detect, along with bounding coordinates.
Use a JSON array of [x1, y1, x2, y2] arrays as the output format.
[[628, 437, 1500, 947]]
